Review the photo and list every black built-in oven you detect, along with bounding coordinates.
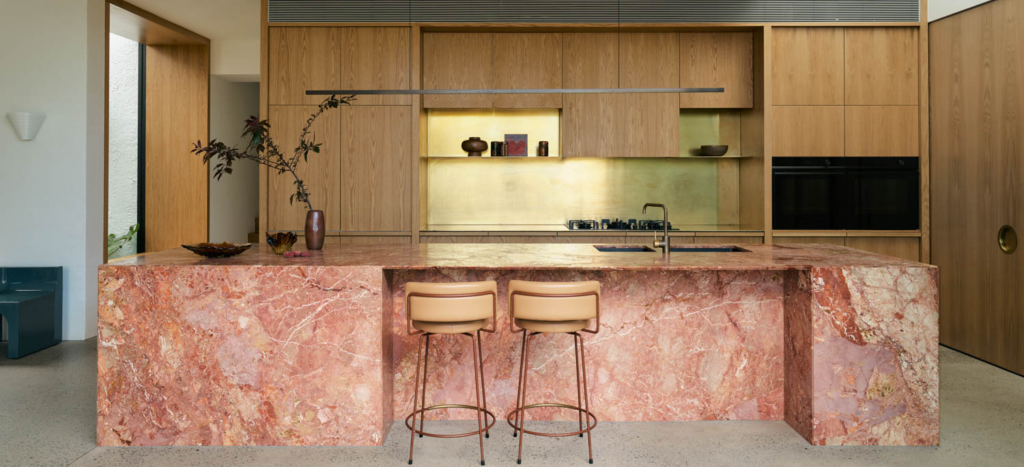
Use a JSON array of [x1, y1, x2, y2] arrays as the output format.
[[772, 157, 919, 230]]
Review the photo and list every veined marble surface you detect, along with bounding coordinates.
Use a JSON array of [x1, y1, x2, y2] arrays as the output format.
[[98, 244, 938, 447]]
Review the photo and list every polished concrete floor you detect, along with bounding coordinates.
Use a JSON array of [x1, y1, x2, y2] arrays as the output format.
[[1, 340, 1022, 467]]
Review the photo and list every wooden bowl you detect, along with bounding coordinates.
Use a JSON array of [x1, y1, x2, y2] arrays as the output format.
[[699, 145, 729, 157], [182, 242, 252, 258]]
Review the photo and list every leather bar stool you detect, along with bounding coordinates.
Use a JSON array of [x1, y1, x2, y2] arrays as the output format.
[[507, 280, 600, 465], [405, 281, 498, 466]]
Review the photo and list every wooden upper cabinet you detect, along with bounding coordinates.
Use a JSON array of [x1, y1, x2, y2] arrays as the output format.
[[680, 32, 753, 108], [269, 27, 343, 105], [423, 33, 493, 108], [493, 33, 562, 108], [563, 33, 618, 89], [563, 33, 619, 157], [340, 27, 410, 106], [620, 32, 680, 88], [267, 105, 342, 232], [340, 106, 411, 231], [773, 106, 844, 157], [845, 106, 919, 157], [845, 27, 919, 105], [772, 27, 844, 105]]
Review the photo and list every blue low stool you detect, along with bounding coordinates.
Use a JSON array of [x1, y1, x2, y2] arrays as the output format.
[[0, 267, 62, 359]]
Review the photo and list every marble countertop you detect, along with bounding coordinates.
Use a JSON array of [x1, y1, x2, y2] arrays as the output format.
[[105, 243, 932, 270]]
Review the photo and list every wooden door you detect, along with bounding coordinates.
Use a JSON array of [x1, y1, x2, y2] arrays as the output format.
[[845, 106, 919, 157], [680, 32, 753, 108], [772, 106, 844, 157], [340, 106, 411, 232], [340, 27, 410, 106], [493, 33, 562, 108], [845, 237, 920, 262], [845, 27, 918, 106], [267, 105, 342, 232], [931, 0, 1024, 375], [620, 33, 680, 157], [145, 44, 209, 252], [423, 33, 493, 108], [269, 27, 343, 105], [772, 27, 844, 105], [563, 33, 618, 157]]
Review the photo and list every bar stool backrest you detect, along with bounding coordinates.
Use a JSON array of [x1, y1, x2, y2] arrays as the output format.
[[406, 281, 497, 323], [508, 280, 600, 322]]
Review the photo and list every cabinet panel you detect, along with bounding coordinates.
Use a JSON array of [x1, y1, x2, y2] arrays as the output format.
[[695, 236, 764, 244], [563, 93, 619, 157], [267, 105, 342, 232], [340, 106, 411, 231], [557, 235, 627, 244], [845, 237, 920, 262], [772, 27, 844, 105], [772, 236, 847, 246], [845, 106, 919, 157], [620, 32, 680, 88], [489, 235, 557, 244], [329, 236, 411, 245], [845, 27, 919, 106], [625, 93, 680, 157], [494, 33, 562, 108], [625, 235, 695, 245], [772, 106, 844, 157], [269, 27, 343, 105], [423, 33, 492, 108], [680, 32, 753, 108], [563, 32, 618, 89], [420, 235, 488, 244], [340, 27, 410, 106]]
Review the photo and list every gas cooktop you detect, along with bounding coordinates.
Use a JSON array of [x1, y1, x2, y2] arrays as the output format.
[[566, 219, 679, 231]]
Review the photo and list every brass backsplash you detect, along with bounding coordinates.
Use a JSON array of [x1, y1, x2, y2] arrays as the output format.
[[680, 110, 742, 157], [426, 109, 561, 157], [427, 158, 728, 225]]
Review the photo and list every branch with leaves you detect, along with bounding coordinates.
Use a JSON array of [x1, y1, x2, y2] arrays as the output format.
[[192, 94, 353, 211]]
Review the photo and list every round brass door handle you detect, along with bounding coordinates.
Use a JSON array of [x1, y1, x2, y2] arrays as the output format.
[[998, 225, 1017, 254]]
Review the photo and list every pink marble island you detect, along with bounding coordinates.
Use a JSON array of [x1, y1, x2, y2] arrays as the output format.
[[97, 243, 939, 447]]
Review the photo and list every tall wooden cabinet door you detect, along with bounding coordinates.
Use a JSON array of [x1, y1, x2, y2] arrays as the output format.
[[340, 27, 410, 106], [493, 33, 562, 108], [845, 27, 918, 106], [620, 33, 680, 157], [772, 27, 844, 105], [563, 33, 618, 157], [267, 106, 342, 232], [269, 27, 343, 105], [845, 106, 918, 157], [340, 106, 411, 231], [423, 33, 492, 108], [680, 32, 753, 108], [772, 106, 844, 157]]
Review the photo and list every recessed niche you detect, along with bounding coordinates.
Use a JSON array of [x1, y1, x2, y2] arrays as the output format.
[[425, 108, 561, 158], [680, 110, 743, 157]]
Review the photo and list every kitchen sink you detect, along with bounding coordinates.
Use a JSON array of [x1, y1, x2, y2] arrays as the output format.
[[594, 245, 750, 253]]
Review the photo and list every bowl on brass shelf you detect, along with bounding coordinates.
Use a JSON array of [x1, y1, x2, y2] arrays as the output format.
[[699, 145, 729, 157], [182, 242, 252, 258], [266, 232, 298, 255], [461, 137, 487, 157]]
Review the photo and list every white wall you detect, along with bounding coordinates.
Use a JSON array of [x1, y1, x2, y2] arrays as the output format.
[[108, 34, 139, 258], [209, 77, 260, 243], [930, 0, 992, 21], [0, 0, 106, 340], [211, 38, 260, 82]]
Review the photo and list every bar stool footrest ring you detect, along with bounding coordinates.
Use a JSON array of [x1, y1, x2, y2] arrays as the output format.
[[506, 403, 597, 437], [405, 404, 496, 438]]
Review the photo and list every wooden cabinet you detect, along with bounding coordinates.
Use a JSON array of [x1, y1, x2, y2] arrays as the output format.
[[620, 33, 679, 88], [772, 106, 844, 157], [563, 94, 620, 157], [423, 33, 493, 108], [340, 27, 410, 106], [563, 33, 620, 157], [845, 106, 919, 157], [845, 237, 920, 262], [563, 33, 618, 89], [340, 106, 411, 232], [845, 27, 918, 106], [269, 27, 343, 105], [695, 235, 764, 244], [420, 234, 488, 244], [626, 234, 695, 245], [772, 236, 847, 246], [680, 32, 753, 108], [267, 105, 342, 232], [328, 235, 412, 245], [493, 33, 562, 108], [557, 234, 627, 244], [772, 27, 844, 105], [489, 234, 557, 244]]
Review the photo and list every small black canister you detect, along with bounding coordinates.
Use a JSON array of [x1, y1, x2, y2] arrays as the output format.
[[538, 141, 549, 157], [491, 141, 505, 157]]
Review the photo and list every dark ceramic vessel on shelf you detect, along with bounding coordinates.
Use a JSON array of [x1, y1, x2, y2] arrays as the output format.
[[699, 145, 729, 157], [305, 210, 326, 250], [538, 141, 549, 157], [266, 232, 298, 255], [181, 242, 252, 258], [462, 137, 487, 156]]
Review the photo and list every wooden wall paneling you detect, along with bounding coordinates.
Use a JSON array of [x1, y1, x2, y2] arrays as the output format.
[[269, 27, 343, 105], [422, 32, 493, 108], [340, 106, 412, 231], [556, 235, 627, 244], [772, 236, 847, 246], [919, 11, 931, 263], [340, 27, 411, 105], [411, 25, 422, 242], [493, 33, 562, 108], [267, 105, 342, 232], [762, 26, 774, 243], [694, 235, 764, 244], [259, 0, 269, 235], [680, 32, 754, 108], [420, 234, 488, 243], [332, 235, 412, 245], [740, 27, 766, 231], [931, 0, 1024, 374], [845, 105, 919, 157], [488, 234, 557, 243], [145, 44, 209, 252], [845, 237, 921, 262], [772, 27, 844, 105], [845, 27, 919, 105], [563, 33, 618, 157], [772, 106, 844, 157]]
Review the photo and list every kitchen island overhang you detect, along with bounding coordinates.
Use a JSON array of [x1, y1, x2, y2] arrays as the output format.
[[97, 244, 938, 447]]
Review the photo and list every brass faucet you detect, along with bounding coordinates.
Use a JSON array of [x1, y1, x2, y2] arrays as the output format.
[[642, 203, 670, 256]]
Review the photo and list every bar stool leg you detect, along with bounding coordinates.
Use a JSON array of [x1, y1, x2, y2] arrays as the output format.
[[476, 330, 490, 438], [517, 332, 534, 464], [574, 334, 584, 437], [578, 333, 594, 464], [418, 335, 430, 438], [408, 334, 425, 465], [468, 333, 486, 466], [513, 330, 527, 438]]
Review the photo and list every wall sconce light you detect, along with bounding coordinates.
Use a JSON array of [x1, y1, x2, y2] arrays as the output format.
[[6, 112, 46, 141]]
